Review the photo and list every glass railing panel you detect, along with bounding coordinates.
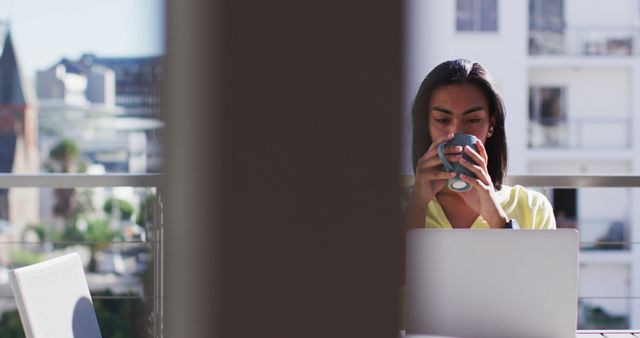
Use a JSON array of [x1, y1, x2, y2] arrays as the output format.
[[403, 175, 640, 331], [530, 27, 640, 56], [0, 242, 156, 338], [529, 117, 630, 149], [507, 183, 640, 331], [528, 118, 569, 148], [0, 176, 162, 337]]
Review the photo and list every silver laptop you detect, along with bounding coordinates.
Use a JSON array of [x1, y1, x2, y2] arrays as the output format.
[[405, 229, 579, 338]]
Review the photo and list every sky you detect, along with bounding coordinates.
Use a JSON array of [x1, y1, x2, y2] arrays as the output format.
[[0, 0, 164, 80]]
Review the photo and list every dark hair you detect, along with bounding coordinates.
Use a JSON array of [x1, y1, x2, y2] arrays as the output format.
[[411, 59, 507, 190]]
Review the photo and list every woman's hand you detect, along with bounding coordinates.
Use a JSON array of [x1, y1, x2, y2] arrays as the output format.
[[411, 133, 459, 203], [404, 133, 460, 230], [457, 139, 509, 228]]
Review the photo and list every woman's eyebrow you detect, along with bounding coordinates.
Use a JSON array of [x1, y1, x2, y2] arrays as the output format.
[[431, 106, 485, 115]]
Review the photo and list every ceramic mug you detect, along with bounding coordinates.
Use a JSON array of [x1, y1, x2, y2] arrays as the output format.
[[437, 133, 479, 192]]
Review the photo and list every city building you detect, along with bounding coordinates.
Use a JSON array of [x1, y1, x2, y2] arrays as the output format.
[[82, 54, 163, 173], [36, 55, 163, 174], [406, 0, 640, 328], [0, 29, 39, 229], [64, 54, 162, 119]]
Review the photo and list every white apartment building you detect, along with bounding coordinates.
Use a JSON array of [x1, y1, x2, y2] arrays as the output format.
[[405, 0, 640, 329], [36, 61, 152, 174]]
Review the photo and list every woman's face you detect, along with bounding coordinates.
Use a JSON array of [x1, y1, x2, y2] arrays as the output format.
[[428, 83, 494, 144]]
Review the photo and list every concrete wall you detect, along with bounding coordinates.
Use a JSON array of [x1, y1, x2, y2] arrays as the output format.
[[566, 0, 639, 27]]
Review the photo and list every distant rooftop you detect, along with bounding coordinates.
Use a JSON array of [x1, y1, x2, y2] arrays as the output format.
[[0, 32, 26, 105], [48, 53, 163, 75]]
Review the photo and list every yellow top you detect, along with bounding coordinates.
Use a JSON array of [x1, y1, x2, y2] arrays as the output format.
[[426, 185, 556, 229]]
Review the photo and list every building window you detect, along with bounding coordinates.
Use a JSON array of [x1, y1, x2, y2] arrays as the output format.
[[456, 0, 498, 32], [529, 86, 567, 147], [529, 0, 565, 54], [529, 0, 563, 32]]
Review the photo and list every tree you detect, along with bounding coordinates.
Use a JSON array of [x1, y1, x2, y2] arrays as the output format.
[[104, 198, 134, 221], [48, 139, 80, 172], [47, 139, 82, 219], [84, 218, 123, 272], [136, 194, 157, 228]]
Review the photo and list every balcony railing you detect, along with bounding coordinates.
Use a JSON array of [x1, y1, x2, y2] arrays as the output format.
[[529, 116, 630, 149], [530, 27, 639, 56], [503, 174, 640, 187], [402, 174, 640, 331], [0, 173, 163, 338]]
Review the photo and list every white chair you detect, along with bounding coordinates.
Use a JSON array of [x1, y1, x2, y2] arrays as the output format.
[[9, 252, 102, 338]]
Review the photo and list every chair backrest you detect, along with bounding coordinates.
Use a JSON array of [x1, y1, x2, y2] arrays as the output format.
[[9, 252, 102, 338]]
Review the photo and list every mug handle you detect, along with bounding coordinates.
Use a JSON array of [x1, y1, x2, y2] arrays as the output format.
[[437, 142, 455, 172]]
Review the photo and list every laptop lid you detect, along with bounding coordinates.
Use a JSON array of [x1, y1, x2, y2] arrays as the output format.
[[405, 229, 579, 338]]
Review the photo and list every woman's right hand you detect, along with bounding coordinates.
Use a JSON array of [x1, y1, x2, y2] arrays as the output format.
[[411, 133, 460, 203]]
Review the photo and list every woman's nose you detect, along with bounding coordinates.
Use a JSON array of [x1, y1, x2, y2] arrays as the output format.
[[450, 120, 464, 134]]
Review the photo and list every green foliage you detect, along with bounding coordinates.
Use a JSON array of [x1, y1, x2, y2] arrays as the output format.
[[77, 189, 96, 214], [47, 138, 87, 174], [0, 310, 25, 337], [28, 218, 122, 252], [579, 304, 629, 329], [23, 224, 46, 242], [85, 219, 123, 253], [0, 292, 153, 338], [104, 198, 134, 221], [49, 138, 79, 162], [92, 291, 152, 338], [9, 250, 43, 267], [56, 224, 86, 248], [136, 194, 157, 227]]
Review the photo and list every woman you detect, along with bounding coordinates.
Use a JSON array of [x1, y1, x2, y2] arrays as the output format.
[[404, 59, 556, 230]]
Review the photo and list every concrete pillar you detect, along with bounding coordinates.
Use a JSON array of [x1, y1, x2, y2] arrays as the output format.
[[164, 0, 403, 337]]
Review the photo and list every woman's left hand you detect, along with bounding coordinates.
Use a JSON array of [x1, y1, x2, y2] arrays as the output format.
[[457, 140, 509, 228]]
